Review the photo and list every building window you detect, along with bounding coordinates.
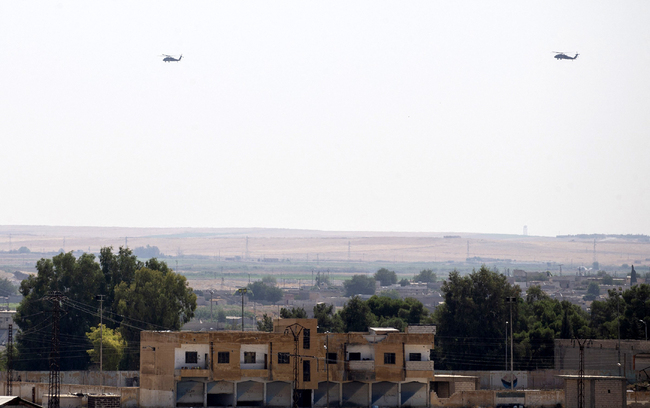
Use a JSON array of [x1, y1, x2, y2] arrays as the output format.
[[303, 360, 310, 382], [303, 329, 310, 349], [384, 353, 396, 365], [326, 353, 337, 365], [409, 353, 422, 361], [348, 352, 361, 361], [278, 352, 290, 364], [217, 352, 229, 364], [244, 352, 256, 364], [185, 351, 198, 364]]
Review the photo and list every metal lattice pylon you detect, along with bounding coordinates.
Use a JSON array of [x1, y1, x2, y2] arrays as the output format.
[[46, 291, 65, 408], [6, 324, 12, 395], [576, 338, 588, 408], [284, 323, 305, 408]]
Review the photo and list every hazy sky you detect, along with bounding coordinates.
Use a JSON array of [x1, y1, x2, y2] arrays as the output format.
[[1, 1, 649, 237]]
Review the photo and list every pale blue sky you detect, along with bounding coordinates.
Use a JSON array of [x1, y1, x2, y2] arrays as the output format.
[[1, 1, 649, 237]]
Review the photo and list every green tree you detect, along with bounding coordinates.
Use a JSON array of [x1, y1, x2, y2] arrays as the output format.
[[399, 278, 410, 287], [262, 275, 277, 286], [100, 246, 142, 317], [257, 314, 274, 332], [631, 265, 638, 285], [314, 303, 343, 333], [314, 271, 331, 288], [86, 324, 127, 370], [584, 282, 600, 301], [374, 268, 397, 286], [620, 284, 650, 339], [601, 274, 614, 285], [247, 281, 283, 303], [0, 343, 18, 371], [217, 309, 227, 329], [432, 266, 519, 370], [413, 269, 436, 283], [0, 277, 18, 295], [114, 263, 196, 369], [526, 285, 549, 303], [339, 296, 375, 332], [15, 252, 104, 370], [280, 307, 307, 318], [343, 275, 376, 297], [518, 290, 590, 369]]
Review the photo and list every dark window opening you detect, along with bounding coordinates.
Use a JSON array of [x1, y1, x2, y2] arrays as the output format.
[[278, 352, 290, 364], [244, 351, 256, 364], [217, 352, 230, 364], [185, 351, 198, 364], [348, 352, 361, 361], [384, 353, 396, 365], [303, 329, 310, 349], [326, 352, 337, 364], [409, 353, 422, 361], [303, 360, 311, 382]]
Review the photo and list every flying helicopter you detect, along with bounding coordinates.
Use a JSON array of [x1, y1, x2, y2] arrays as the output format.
[[161, 54, 182, 62], [553, 52, 579, 60]]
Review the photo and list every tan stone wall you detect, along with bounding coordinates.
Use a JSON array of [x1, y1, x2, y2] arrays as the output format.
[[433, 390, 563, 408], [140, 319, 436, 403], [593, 379, 625, 408], [451, 379, 476, 393], [0, 381, 138, 408]]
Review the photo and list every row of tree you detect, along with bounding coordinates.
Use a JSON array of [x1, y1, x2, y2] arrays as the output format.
[[13, 248, 196, 370], [432, 266, 650, 370], [258, 294, 433, 333], [342, 268, 437, 297], [261, 265, 649, 371]]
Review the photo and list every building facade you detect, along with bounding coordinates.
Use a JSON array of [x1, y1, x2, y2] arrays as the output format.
[[139, 319, 437, 408]]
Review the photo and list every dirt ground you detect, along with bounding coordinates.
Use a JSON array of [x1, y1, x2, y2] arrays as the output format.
[[1, 225, 648, 266]]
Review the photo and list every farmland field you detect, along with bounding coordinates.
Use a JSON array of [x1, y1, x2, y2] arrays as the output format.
[[1, 225, 648, 291]]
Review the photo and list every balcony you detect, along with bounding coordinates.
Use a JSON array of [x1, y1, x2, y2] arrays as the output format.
[[345, 360, 375, 381], [406, 360, 434, 371], [346, 360, 375, 371], [177, 368, 211, 378], [239, 369, 269, 379]]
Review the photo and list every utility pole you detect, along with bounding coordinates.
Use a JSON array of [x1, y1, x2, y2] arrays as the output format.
[[210, 290, 214, 323], [617, 287, 622, 376], [325, 332, 330, 408], [576, 338, 588, 408], [46, 291, 65, 408], [96, 295, 104, 387], [640, 320, 647, 341], [505, 321, 508, 371], [7, 324, 13, 395], [234, 288, 249, 331], [284, 323, 305, 408], [506, 296, 516, 388]]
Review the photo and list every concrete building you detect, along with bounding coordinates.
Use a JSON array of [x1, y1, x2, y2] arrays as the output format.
[[139, 319, 439, 408], [555, 339, 650, 383], [559, 375, 626, 408]]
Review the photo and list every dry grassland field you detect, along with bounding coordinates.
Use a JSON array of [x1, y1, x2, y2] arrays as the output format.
[[1, 226, 648, 291]]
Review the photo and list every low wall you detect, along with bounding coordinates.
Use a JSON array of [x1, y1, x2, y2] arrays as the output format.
[[0, 381, 138, 408], [0, 371, 139, 387], [436, 369, 603, 390], [432, 390, 564, 408]]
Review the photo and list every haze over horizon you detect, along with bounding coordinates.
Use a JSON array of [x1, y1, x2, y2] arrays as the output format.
[[2, 1, 649, 237]]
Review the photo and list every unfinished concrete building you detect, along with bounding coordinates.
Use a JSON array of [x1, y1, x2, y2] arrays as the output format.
[[139, 319, 438, 408]]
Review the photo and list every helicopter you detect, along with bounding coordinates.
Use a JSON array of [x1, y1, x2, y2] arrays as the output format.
[[553, 52, 579, 60], [161, 54, 182, 62]]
